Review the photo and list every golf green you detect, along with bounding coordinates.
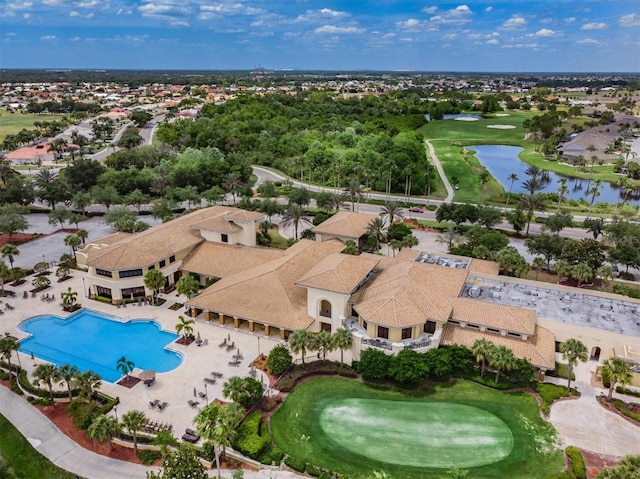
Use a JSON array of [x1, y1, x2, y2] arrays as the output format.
[[319, 398, 513, 468]]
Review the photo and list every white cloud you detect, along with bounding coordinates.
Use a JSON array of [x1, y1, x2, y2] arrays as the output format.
[[619, 13, 640, 27], [291, 8, 349, 24], [40, 35, 56, 41], [529, 28, 558, 37], [422, 6, 438, 14], [502, 16, 527, 30], [78, 0, 99, 8], [503, 42, 538, 49], [485, 6, 493, 12], [487, 38, 499, 45], [138, 0, 191, 25], [69, 36, 81, 41], [564, 17, 576, 24], [396, 18, 422, 30], [581, 22, 606, 30], [41, 0, 63, 5], [70, 10, 79, 16], [429, 4, 473, 25], [577, 38, 599, 44], [314, 25, 364, 34]]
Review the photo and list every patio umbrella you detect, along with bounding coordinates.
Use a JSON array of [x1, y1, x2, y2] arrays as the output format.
[[196, 331, 201, 342], [193, 387, 197, 398], [228, 333, 231, 341], [138, 370, 156, 381]]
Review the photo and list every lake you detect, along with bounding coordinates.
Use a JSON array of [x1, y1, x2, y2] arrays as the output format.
[[425, 113, 483, 121], [469, 144, 637, 205]]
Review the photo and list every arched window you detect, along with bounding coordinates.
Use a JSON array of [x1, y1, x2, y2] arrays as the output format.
[[319, 299, 332, 318]]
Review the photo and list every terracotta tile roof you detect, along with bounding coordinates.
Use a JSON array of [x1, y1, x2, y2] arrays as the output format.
[[187, 240, 345, 331], [311, 211, 374, 239], [394, 249, 420, 261], [350, 258, 468, 326], [191, 216, 242, 233], [440, 324, 556, 370], [224, 210, 263, 222], [181, 242, 286, 278], [86, 206, 251, 271], [469, 258, 500, 275], [451, 298, 536, 335], [296, 253, 380, 294]]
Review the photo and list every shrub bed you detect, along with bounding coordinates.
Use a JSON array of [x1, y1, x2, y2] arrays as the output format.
[[138, 449, 162, 465], [616, 386, 640, 398], [284, 455, 306, 472], [566, 446, 586, 479], [233, 412, 270, 460], [612, 400, 640, 423], [277, 361, 357, 393], [531, 382, 577, 415]]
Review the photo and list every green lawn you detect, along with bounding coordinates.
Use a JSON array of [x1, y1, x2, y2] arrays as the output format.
[[0, 112, 66, 141], [270, 377, 563, 478], [0, 414, 78, 479]]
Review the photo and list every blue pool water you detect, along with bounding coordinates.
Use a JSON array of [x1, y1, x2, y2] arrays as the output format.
[[19, 309, 182, 382]]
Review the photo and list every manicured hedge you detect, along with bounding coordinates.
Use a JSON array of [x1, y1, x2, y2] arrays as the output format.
[[284, 455, 306, 472], [531, 382, 576, 415], [566, 446, 586, 479], [277, 361, 357, 393], [616, 386, 640, 398], [233, 412, 270, 460]]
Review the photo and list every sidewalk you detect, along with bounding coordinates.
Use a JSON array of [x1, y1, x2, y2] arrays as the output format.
[[0, 386, 302, 479]]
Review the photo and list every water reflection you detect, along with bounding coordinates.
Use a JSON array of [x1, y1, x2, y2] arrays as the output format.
[[469, 144, 639, 204]]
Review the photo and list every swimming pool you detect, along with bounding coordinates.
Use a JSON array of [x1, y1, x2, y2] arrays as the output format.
[[19, 309, 183, 383]]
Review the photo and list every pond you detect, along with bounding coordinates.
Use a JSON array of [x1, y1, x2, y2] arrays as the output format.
[[425, 113, 483, 121], [469, 144, 638, 204]]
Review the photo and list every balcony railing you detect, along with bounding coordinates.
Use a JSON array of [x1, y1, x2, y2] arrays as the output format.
[[361, 338, 392, 351]]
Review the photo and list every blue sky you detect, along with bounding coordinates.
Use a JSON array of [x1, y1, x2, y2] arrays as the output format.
[[2, 1, 639, 71]]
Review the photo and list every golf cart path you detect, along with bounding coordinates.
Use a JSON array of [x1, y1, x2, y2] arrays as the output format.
[[425, 140, 454, 203]]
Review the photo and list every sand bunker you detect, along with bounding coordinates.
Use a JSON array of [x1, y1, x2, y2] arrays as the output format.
[[494, 113, 510, 117], [487, 124, 516, 129], [454, 117, 480, 121]]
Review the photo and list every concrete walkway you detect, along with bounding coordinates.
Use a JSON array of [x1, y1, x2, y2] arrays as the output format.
[[0, 386, 302, 478], [548, 360, 640, 457]]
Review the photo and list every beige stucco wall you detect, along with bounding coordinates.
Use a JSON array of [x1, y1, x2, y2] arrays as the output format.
[[537, 317, 640, 362], [306, 288, 350, 332], [197, 222, 256, 247]]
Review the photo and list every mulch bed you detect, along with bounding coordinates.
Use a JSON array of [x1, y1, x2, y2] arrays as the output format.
[[580, 449, 621, 477], [117, 376, 141, 388], [0, 233, 41, 248], [168, 303, 183, 311], [57, 276, 72, 283], [175, 336, 195, 346]]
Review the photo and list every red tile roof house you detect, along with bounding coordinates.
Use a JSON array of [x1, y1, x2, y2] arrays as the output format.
[[4, 141, 56, 165]]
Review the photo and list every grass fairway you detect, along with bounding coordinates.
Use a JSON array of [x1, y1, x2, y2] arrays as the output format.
[[0, 414, 76, 479], [0, 112, 65, 141], [271, 377, 563, 478]]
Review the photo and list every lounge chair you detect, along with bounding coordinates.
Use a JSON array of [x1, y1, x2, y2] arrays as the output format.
[[225, 342, 235, 351], [218, 339, 227, 348], [198, 391, 206, 399], [204, 377, 216, 384], [182, 432, 199, 443], [158, 401, 168, 410], [187, 400, 199, 408], [149, 399, 160, 408], [23, 291, 28, 299], [228, 360, 240, 366]]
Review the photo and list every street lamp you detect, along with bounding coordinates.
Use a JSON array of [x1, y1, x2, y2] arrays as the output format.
[[82, 277, 87, 298], [203, 382, 208, 405], [113, 405, 118, 421], [257, 336, 261, 357]]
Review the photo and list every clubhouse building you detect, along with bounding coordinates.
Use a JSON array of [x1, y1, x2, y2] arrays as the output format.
[[77, 206, 640, 375]]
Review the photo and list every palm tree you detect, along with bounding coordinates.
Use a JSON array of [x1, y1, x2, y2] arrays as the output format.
[[380, 201, 404, 225], [586, 179, 602, 218], [559, 339, 587, 392], [471, 339, 495, 377], [315, 331, 333, 360], [343, 180, 364, 211], [489, 345, 517, 384], [596, 454, 640, 479], [281, 203, 311, 240], [222, 376, 248, 403], [73, 370, 102, 401], [144, 268, 165, 305], [222, 173, 242, 204], [324, 193, 345, 213], [366, 216, 387, 252], [122, 410, 147, 456], [64, 234, 81, 255], [33, 363, 60, 402], [532, 257, 546, 280], [0, 336, 19, 378], [0, 261, 10, 297], [478, 171, 490, 204], [116, 356, 135, 382], [519, 194, 546, 235], [76, 228, 89, 244], [556, 178, 568, 213], [194, 402, 243, 477], [572, 262, 593, 287], [332, 328, 353, 366], [175, 315, 195, 341], [1, 244, 19, 270], [57, 364, 79, 401], [600, 357, 633, 402], [61, 287, 78, 311], [596, 265, 614, 292], [88, 414, 122, 450], [288, 329, 312, 364], [505, 173, 518, 207], [552, 259, 572, 284]]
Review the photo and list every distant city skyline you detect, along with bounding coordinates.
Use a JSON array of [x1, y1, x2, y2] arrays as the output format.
[[2, 1, 639, 72]]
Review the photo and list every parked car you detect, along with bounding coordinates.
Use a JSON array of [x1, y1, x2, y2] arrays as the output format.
[[408, 207, 422, 213]]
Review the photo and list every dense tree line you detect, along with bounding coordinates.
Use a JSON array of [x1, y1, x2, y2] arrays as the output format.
[[156, 92, 433, 195]]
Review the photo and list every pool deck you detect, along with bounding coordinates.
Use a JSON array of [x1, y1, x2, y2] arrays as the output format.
[[0, 271, 339, 445]]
